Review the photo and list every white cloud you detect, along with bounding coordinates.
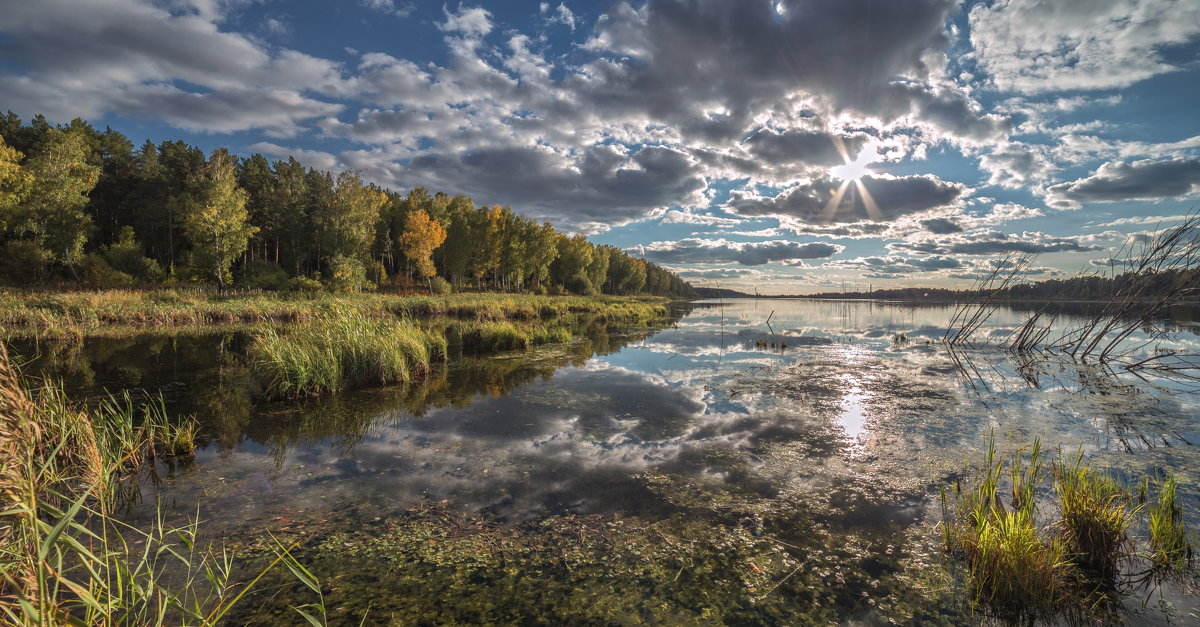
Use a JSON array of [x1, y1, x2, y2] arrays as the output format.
[[1047, 158, 1200, 209], [969, 0, 1200, 93]]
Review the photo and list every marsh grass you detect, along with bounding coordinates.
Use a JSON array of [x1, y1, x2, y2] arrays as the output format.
[[0, 342, 327, 625], [531, 326, 573, 345], [941, 436, 1191, 623], [1054, 450, 1136, 579], [941, 439, 1073, 623], [1148, 476, 1194, 571], [250, 311, 448, 399], [0, 289, 670, 337], [457, 321, 532, 353]]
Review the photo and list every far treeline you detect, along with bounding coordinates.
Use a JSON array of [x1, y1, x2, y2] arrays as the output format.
[[806, 269, 1196, 302], [0, 113, 694, 298]]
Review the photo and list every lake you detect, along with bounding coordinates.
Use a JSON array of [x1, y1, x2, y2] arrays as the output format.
[[13, 298, 1200, 624]]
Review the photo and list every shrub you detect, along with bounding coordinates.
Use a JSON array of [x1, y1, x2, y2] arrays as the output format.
[[429, 275, 452, 295], [567, 272, 596, 295], [327, 255, 373, 293], [239, 260, 291, 291], [102, 226, 164, 283], [79, 253, 135, 289], [288, 275, 324, 292], [0, 240, 50, 286]]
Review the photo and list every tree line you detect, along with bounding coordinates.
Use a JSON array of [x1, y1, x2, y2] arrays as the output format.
[[805, 270, 1196, 302], [0, 113, 694, 298]]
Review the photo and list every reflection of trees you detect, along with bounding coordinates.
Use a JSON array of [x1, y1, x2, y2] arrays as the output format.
[[242, 321, 668, 458], [12, 311, 684, 459]]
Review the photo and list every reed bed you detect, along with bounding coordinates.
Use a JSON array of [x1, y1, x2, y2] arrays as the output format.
[[941, 436, 1196, 622], [250, 311, 448, 399], [455, 321, 532, 352], [249, 298, 669, 398], [0, 289, 670, 337]]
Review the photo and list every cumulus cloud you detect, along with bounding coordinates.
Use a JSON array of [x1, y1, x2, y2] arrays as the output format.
[[825, 255, 964, 277], [920, 218, 963, 234], [969, 0, 1200, 93], [728, 174, 967, 224], [1046, 158, 1200, 209], [0, 0, 346, 136], [403, 144, 708, 230], [635, 238, 844, 265], [889, 230, 1106, 256], [979, 142, 1055, 189]]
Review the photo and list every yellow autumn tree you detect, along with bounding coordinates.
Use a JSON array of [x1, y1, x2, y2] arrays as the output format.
[[398, 208, 447, 292]]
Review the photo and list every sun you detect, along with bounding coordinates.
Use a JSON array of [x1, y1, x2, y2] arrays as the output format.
[[830, 159, 871, 182], [829, 144, 880, 182]]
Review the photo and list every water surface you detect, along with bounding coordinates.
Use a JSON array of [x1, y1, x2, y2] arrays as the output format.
[[14, 299, 1200, 624]]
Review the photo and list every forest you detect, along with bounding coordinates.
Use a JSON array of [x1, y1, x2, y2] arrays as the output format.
[[0, 113, 693, 298]]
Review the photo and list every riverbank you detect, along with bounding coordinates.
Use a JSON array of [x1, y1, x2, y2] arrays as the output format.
[[0, 289, 671, 336]]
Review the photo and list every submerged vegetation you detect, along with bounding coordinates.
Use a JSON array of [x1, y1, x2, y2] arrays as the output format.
[[941, 436, 1196, 623]]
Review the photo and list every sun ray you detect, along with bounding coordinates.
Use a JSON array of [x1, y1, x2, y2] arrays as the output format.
[[855, 179, 884, 221], [822, 178, 852, 222]]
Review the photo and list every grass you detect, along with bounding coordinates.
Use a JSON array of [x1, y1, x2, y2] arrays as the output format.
[[455, 321, 531, 353], [941, 439, 1073, 623], [1148, 476, 1194, 570], [0, 289, 671, 337], [941, 435, 1194, 623], [0, 341, 328, 625], [250, 310, 448, 399], [531, 325, 573, 345], [1054, 450, 1135, 578], [248, 297, 669, 399]]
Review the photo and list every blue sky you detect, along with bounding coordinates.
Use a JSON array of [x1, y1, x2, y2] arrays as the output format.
[[3, 0, 1199, 293]]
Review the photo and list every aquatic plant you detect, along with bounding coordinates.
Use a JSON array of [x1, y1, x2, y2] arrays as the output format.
[[1053, 450, 1135, 578], [0, 289, 670, 337], [941, 439, 1073, 623], [531, 325, 573, 345], [250, 311, 447, 399], [1148, 476, 1194, 571], [942, 436, 1196, 623], [457, 321, 532, 352]]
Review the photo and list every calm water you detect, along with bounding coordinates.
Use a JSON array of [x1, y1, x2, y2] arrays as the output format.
[[14, 299, 1200, 624]]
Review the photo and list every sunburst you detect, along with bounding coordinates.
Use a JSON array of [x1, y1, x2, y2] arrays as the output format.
[[823, 139, 883, 221]]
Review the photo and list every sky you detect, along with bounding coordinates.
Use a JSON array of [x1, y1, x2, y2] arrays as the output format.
[[2, 0, 1199, 294]]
